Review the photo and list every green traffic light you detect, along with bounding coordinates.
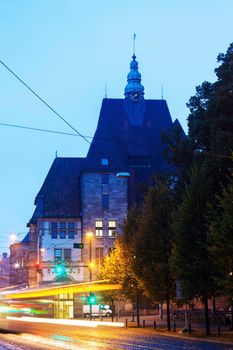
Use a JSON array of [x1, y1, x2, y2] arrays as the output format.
[[55, 264, 66, 275], [88, 293, 96, 305]]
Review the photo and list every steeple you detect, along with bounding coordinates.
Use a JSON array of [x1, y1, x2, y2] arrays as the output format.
[[124, 49, 144, 101]]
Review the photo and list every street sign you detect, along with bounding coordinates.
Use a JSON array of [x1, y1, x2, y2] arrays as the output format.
[[73, 243, 84, 249]]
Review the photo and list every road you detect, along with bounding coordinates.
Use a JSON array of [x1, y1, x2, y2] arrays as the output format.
[[0, 318, 233, 350]]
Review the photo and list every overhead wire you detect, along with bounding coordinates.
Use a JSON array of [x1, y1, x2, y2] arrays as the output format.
[[0, 59, 92, 146]]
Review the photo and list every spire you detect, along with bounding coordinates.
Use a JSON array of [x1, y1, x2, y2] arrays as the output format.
[[124, 56, 144, 101], [124, 34, 144, 101]]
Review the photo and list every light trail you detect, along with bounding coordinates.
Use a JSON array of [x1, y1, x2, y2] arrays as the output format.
[[7, 316, 125, 328]]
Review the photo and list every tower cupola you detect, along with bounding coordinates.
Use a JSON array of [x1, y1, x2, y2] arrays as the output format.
[[124, 54, 144, 101]]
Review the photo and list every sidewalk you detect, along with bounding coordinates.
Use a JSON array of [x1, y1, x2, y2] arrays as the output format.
[[117, 314, 233, 344]]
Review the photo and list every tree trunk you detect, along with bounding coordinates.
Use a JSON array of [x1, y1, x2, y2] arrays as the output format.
[[166, 299, 171, 331], [159, 302, 163, 319], [212, 294, 216, 313], [136, 296, 140, 328], [204, 295, 210, 335], [230, 307, 233, 331], [132, 303, 135, 322], [111, 297, 114, 322]]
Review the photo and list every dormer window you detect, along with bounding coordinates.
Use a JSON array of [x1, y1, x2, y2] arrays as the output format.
[[101, 158, 108, 166], [129, 156, 151, 168]]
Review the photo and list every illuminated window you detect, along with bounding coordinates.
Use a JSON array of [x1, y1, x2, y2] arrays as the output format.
[[108, 221, 117, 237], [54, 249, 62, 263], [101, 158, 108, 166], [95, 220, 103, 237]]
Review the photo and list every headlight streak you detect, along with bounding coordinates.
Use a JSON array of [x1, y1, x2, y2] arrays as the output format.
[[6, 316, 125, 328]]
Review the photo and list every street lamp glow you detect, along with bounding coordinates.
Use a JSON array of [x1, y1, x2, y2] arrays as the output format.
[[14, 262, 20, 268], [86, 232, 93, 239], [10, 234, 17, 242]]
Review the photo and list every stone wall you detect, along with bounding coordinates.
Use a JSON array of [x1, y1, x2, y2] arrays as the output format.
[[81, 172, 128, 281]]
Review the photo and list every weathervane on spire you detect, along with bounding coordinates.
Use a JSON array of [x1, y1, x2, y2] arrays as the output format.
[[124, 33, 144, 101], [132, 33, 136, 56]]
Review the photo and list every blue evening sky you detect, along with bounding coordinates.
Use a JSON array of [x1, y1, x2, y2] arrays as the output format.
[[0, 0, 232, 253]]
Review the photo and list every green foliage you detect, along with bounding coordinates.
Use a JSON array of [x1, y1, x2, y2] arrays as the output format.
[[131, 178, 175, 303], [208, 179, 233, 299], [187, 43, 233, 184], [171, 164, 215, 301], [100, 238, 143, 302]]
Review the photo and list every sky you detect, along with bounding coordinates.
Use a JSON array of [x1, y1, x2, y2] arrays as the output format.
[[0, 0, 232, 254]]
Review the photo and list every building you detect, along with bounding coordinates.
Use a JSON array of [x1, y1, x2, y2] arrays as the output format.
[[0, 252, 10, 288], [16, 53, 183, 288], [9, 234, 29, 286]]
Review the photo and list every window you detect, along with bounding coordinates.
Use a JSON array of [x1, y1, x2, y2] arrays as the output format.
[[60, 222, 66, 229], [51, 222, 57, 229], [129, 156, 151, 168], [68, 222, 75, 229], [54, 249, 62, 263], [68, 230, 75, 239], [108, 247, 114, 255], [101, 158, 108, 166], [95, 220, 103, 237], [102, 174, 109, 184], [64, 249, 71, 263], [108, 221, 117, 237], [102, 184, 108, 195], [102, 194, 109, 210], [51, 230, 58, 239], [60, 231, 66, 239]]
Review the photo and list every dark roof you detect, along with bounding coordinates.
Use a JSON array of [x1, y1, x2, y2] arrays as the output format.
[[84, 98, 174, 172], [21, 233, 30, 244], [83, 98, 180, 204], [29, 157, 85, 223]]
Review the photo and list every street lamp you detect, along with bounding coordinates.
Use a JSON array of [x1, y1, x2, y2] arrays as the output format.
[[10, 233, 17, 243], [86, 232, 93, 282], [86, 231, 94, 320]]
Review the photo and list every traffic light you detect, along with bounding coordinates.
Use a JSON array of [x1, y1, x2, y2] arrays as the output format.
[[35, 261, 41, 272], [54, 263, 66, 276], [88, 292, 96, 305], [81, 295, 87, 303]]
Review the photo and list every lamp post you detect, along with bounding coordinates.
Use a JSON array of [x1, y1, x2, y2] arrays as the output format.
[[86, 232, 94, 319], [86, 232, 93, 282]]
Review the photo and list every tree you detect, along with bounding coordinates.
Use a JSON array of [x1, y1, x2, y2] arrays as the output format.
[[130, 178, 175, 331], [208, 178, 233, 303], [171, 164, 217, 335], [100, 238, 143, 326], [187, 43, 233, 191]]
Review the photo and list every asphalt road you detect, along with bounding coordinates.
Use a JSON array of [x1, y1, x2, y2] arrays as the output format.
[[0, 318, 233, 350]]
